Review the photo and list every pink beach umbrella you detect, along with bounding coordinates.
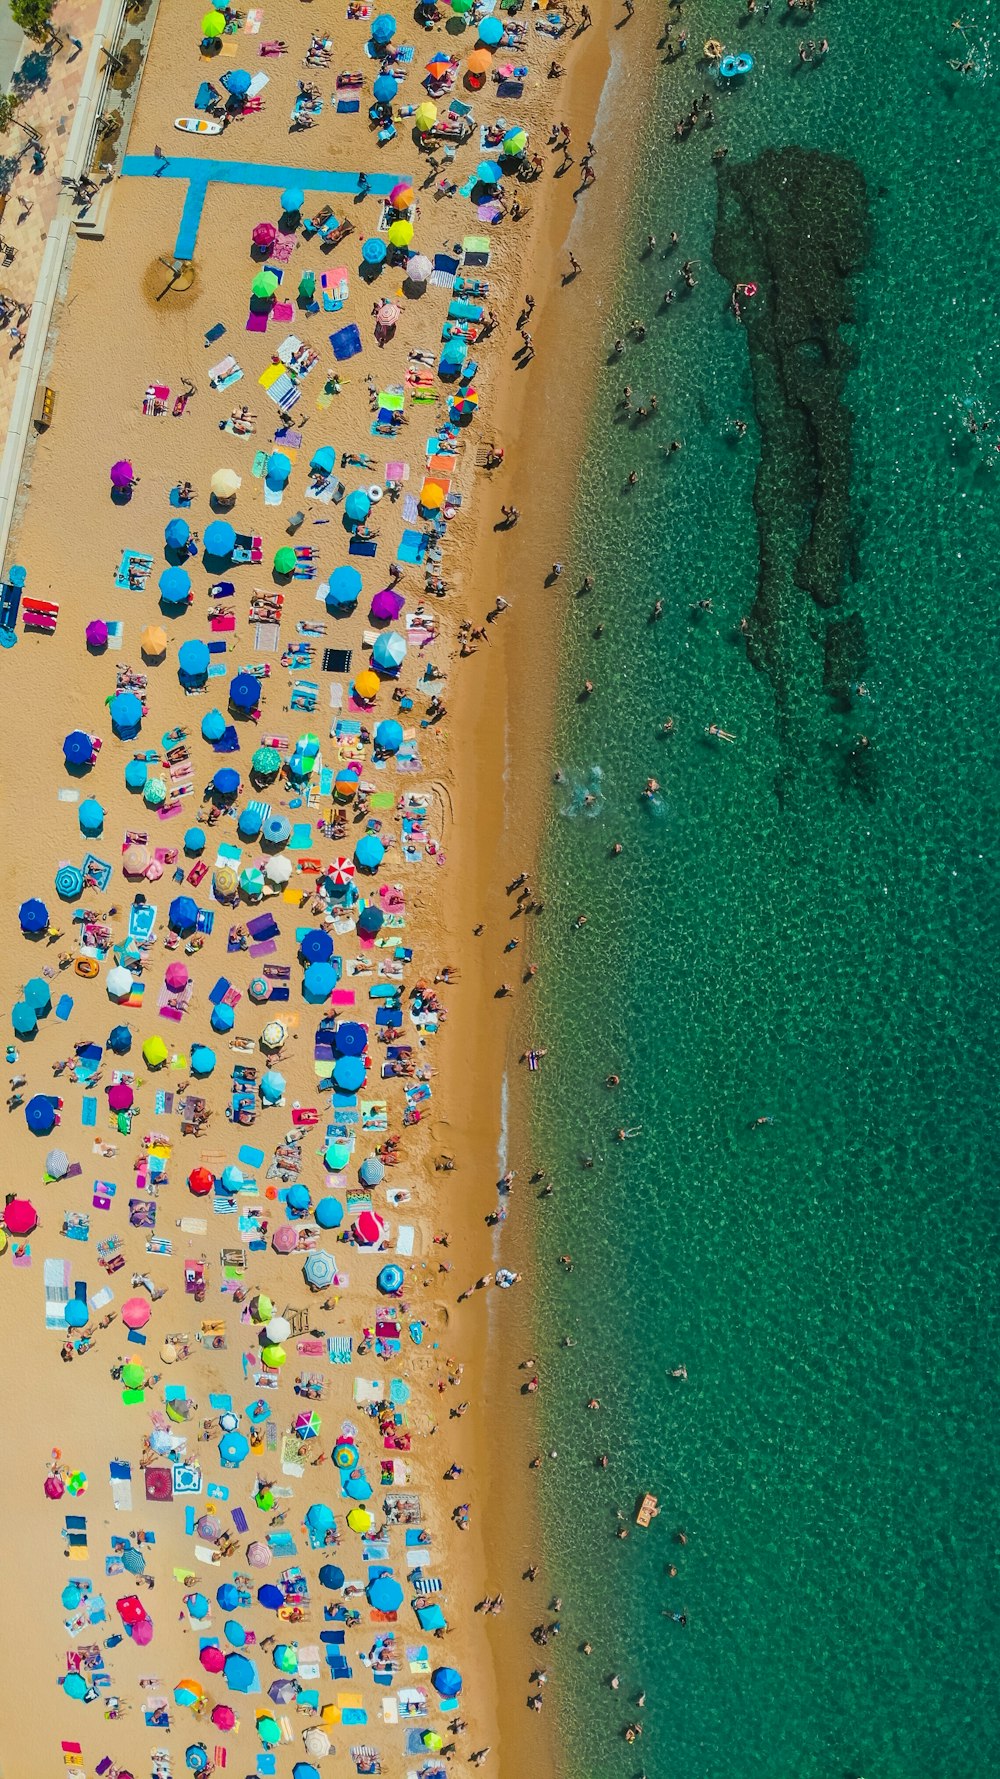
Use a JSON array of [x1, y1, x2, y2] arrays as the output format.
[[271, 1225, 298, 1254], [108, 1082, 134, 1112], [376, 301, 400, 328], [165, 961, 190, 992], [247, 1541, 271, 1568], [122, 1296, 151, 1329], [132, 1615, 154, 1646], [253, 221, 278, 248], [353, 1208, 385, 1247], [44, 1473, 65, 1499], [110, 459, 134, 488], [85, 619, 108, 649], [200, 1645, 226, 1673], [212, 1704, 236, 1731]]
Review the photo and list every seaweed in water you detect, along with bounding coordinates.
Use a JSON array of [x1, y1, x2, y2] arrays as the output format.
[[713, 148, 870, 732]]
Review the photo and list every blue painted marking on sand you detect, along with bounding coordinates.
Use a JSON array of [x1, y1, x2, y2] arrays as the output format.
[[120, 156, 406, 260]]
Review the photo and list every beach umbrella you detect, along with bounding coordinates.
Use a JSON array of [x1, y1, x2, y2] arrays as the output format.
[[333, 1442, 358, 1471], [362, 236, 387, 266], [252, 745, 282, 778], [201, 9, 225, 36], [165, 517, 190, 550], [378, 1263, 405, 1295], [368, 1575, 404, 1612], [191, 1044, 216, 1076], [142, 1034, 168, 1068], [347, 1507, 373, 1533], [371, 11, 395, 41], [53, 863, 83, 903], [186, 1592, 210, 1620], [212, 467, 242, 502], [317, 1563, 344, 1591], [63, 729, 94, 766], [225, 1617, 247, 1643], [108, 1024, 132, 1054], [303, 1250, 337, 1289], [19, 897, 49, 933], [185, 1742, 211, 1770], [310, 445, 336, 476], [199, 1647, 225, 1678], [273, 545, 297, 578], [257, 1715, 281, 1745], [266, 451, 292, 488], [374, 717, 403, 753], [253, 221, 277, 248], [188, 1167, 215, 1197], [265, 855, 293, 885], [260, 1069, 285, 1104], [271, 1224, 298, 1254], [252, 270, 279, 302], [305, 1502, 334, 1534], [212, 1704, 236, 1731], [225, 1652, 257, 1691], [440, 338, 466, 371], [25, 1094, 56, 1134], [23, 976, 50, 1013], [467, 47, 492, 75], [406, 253, 432, 286], [280, 186, 304, 213], [111, 692, 143, 736], [293, 1408, 320, 1439], [78, 796, 105, 835], [314, 1196, 343, 1230], [286, 1183, 310, 1214], [223, 66, 251, 95], [476, 159, 502, 187], [185, 827, 206, 858], [107, 1083, 133, 1112], [303, 960, 336, 1002], [165, 960, 189, 992], [502, 125, 527, 156], [358, 905, 384, 936], [45, 1473, 65, 1498], [240, 866, 265, 899], [217, 1586, 240, 1616], [201, 711, 226, 747], [359, 1153, 385, 1185], [3, 1197, 37, 1235], [169, 894, 199, 932], [325, 1139, 351, 1171], [450, 388, 479, 420], [298, 270, 316, 303], [432, 1665, 463, 1698], [204, 519, 236, 558], [373, 72, 396, 102], [273, 1643, 298, 1673], [260, 1342, 286, 1368], [372, 630, 407, 671], [414, 100, 437, 131], [64, 1299, 89, 1329], [211, 1002, 236, 1034], [293, 1766, 321, 1779], [353, 669, 380, 701], [376, 301, 401, 329], [12, 1002, 36, 1036], [387, 219, 413, 249], [122, 1297, 151, 1329], [44, 1147, 69, 1179], [221, 1166, 245, 1194], [230, 672, 262, 711], [328, 857, 355, 887], [213, 767, 240, 799], [63, 1672, 89, 1700], [261, 1020, 286, 1050], [85, 618, 108, 649], [158, 566, 191, 606], [257, 1584, 284, 1611], [423, 1731, 444, 1751], [354, 1208, 385, 1246], [238, 805, 263, 841], [110, 459, 134, 488], [106, 965, 133, 1000], [326, 564, 363, 608], [174, 1679, 205, 1707], [301, 928, 334, 963], [479, 13, 504, 44], [144, 775, 167, 808], [264, 1314, 292, 1344], [354, 833, 385, 871], [220, 1431, 250, 1467], [389, 179, 414, 209], [304, 1730, 332, 1757]]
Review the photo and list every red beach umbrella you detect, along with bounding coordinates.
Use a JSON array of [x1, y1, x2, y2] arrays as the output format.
[[353, 1209, 385, 1247], [122, 1296, 151, 1329], [3, 1197, 38, 1235], [188, 1167, 215, 1197], [329, 857, 355, 885]]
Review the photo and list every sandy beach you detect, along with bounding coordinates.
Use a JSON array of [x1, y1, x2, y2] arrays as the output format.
[[0, 0, 635, 1774]]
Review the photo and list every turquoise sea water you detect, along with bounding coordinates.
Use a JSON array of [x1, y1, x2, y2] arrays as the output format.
[[528, 4, 1000, 1775]]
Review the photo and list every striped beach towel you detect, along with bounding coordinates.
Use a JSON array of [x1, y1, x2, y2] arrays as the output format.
[[328, 1335, 352, 1364], [44, 1256, 71, 1329]]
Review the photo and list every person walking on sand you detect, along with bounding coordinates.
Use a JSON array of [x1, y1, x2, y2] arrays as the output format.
[[568, 250, 582, 277]]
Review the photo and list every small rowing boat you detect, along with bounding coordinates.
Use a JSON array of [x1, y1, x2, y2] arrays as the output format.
[[174, 116, 224, 134], [635, 1493, 659, 1527]]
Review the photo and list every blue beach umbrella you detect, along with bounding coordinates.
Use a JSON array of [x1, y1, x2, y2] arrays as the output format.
[[63, 1672, 88, 1700], [223, 1651, 256, 1691], [19, 898, 49, 933], [305, 1502, 335, 1532], [204, 519, 236, 558], [300, 929, 334, 963], [375, 718, 403, 753], [211, 1002, 235, 1034], [281, 186, 305, 213], [266, 450, 292, 488], [230, 672, 262, 712], [303, 961, 336, 1003], [367, 1575, 403, 1612], [335, 1021, 367, 1055], [359, 1154, 384, 1185], [263, 813, 291, 846], [79, 797, 105, 834], [191, 1044, 216, 1076], [479, 14, 503, 44], [377, 1263, 405, 1295], [333, 1053, 366, 1092], [24, 976, 51, 1010], [238, 806, 264, 841], [159, 565, 191, 606], [371, 12, 395, 42], [216, 1583, 240, 1611], [110, 693, 143, 736], [64, 1298, 89, 1327], [25, 1094, 56, 1134], [12, 1002, 36, 1036], [315, 1196, 343, 1229], [373, 72, 396, 102], [354, 833, 384, 872], [108, 1024, 132, 1054], [260, 1069, 285, 1103], [372, 630, 407, 672], [432, 1665, 463, 1698], [287, 1182, 311, 1213], [476, 159, 502, 186], [225, 1617, 247, 1644], [344, 489, 371, 524], [303, 1251, 337, 1289], [201, 709, 227, 742], [213, 767, 240, 798], [165, 517, 190, 550], [257, 1584, 284, 1611], [440, 338, 465, 371], [185, 826, 206, 854], [169, 895, 199, 932], [219, 1430, 250, 1467], [186, 1593, 210, 1620], [223, 67, 251, 95], [185, 1745, 209, 1772], [178, 639, 210, 679], [358, 905, 384, 936], [362, 236, 387, 266], [310, 444, 336, 474], [124, 759, 147, 792], [63, 730, 94, 767], [318, 1563, 345, 1590], [326, 565, 363, 608]]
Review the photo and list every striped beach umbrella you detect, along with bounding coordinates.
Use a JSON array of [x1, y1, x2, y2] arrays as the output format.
[[329, 857, 355, 885]]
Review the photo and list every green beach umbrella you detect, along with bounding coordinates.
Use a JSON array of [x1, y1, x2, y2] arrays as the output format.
[[252, 270, 279, 301], [252, 746, 282, 776], [121, 1362, 145, 1389], [201, 8, 225, 35], [143, 775, 168, 807], [240, 867, 265, 898], [298, 271, 316, 302], [273, 546, 296, 575]]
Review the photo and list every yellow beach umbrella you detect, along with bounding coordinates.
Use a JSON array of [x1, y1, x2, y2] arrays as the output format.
[[141, 624, 168, 657], [211, 467, 242, 501], [201, 9, 225, 36], [414, 101, 437, 132], [143, 1034, 168, 1067], [387, 219, 413, 249], [354, 670, 379, 701], [347, 1507, 373, 1533]]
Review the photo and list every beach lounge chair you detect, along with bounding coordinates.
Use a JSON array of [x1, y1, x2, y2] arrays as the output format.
[[302, 205, 334, 239], [22, 595, 58, 632]]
